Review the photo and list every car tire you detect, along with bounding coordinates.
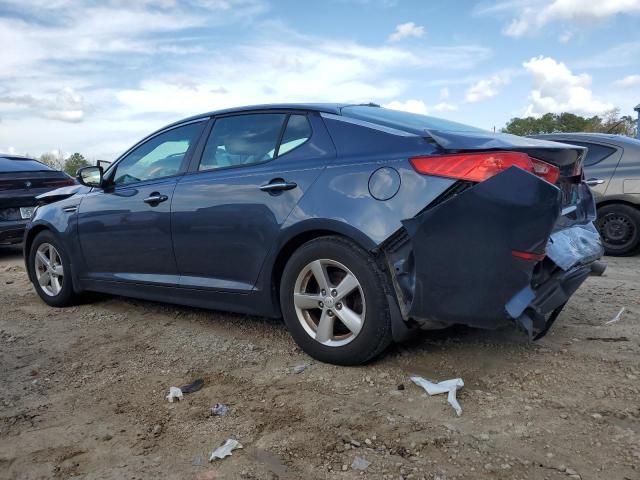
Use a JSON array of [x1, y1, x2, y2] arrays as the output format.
[[28, 230, 79, 307], [596, 204, 640, 256], [279, 236, 392, 366]]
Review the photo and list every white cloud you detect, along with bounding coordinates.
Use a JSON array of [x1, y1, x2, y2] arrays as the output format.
[[500, 0, 640, 37], [465, 72, 512, 103], [382, 99, 458, 115], [383, 99, 429, 114], [388, 22, 425, 42], [523, 56, 613, 116], [0, 87, 85, 123], [615, 74, 640, 88], [0, 1, 492, 158]]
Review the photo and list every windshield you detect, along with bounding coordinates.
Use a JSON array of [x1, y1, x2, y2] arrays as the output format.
[[340, 106, 486, 134]]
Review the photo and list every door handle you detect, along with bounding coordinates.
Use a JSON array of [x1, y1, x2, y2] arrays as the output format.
[[259, 180, 297, 193], [585, 178, 605, 187], [143, 193, 169, 205]]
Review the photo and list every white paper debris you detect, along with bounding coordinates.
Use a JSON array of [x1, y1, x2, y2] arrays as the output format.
[[209, 439, 243, 461], [604, 307, 625, 325], [410, 376, 464, 416], [351, 456, 371, 470], [166, 386, 183, 403]]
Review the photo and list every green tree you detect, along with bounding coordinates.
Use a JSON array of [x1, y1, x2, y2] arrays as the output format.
[[39, 152, 64, 170], [63, 153, 89, 176], [503, 109, 637, 137]]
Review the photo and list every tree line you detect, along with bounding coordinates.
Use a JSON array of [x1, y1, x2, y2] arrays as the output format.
[[502, 108, 637, 137], [37, 152, 90, 176]]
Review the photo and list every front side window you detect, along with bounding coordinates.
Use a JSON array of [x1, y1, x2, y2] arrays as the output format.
[[199, 114, 287, 171], [113, 122, 205, 185]]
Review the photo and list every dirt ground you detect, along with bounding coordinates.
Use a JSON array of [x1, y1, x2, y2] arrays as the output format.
[[0, 245, 638, 480]]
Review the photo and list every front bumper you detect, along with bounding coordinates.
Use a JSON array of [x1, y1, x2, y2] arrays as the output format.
[[384, 167, 603, 337], [0, 219, 29, 244]]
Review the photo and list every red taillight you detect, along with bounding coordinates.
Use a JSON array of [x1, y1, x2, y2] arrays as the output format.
[[530, 158, 560, 184], [409, 151, 560, 184], [511, 250, 546, 262]]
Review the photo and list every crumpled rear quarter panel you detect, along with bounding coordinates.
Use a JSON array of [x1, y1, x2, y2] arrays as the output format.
[[395, 167, 562, 328]]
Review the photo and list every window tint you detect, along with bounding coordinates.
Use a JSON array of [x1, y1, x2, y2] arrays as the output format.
[[277, 114, 312, 156], [567, 141, 617, 167], [199, 114, 286, 171], [113, 122, 204, 186], [341, 105, 485, 134]]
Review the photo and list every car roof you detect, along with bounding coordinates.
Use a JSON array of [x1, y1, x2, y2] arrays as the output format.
[[532, 132, 640, 147], [170, 103, 348, 127]]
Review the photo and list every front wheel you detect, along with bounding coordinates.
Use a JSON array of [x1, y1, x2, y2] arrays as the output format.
[[279, 236, 392, 365], [28, 230, 79, 307], [596, 204, 640, 256]]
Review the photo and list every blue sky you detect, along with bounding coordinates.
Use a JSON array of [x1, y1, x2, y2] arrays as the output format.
[[0, 0, 639, 160]]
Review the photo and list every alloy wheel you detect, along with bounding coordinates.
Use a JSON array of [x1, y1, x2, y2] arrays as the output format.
[[34, 243, 64, 296], [293, 259, 365, 347]]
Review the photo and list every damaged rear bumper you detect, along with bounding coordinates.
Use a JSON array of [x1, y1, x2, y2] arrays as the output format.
[[384, 166, 604, 337]]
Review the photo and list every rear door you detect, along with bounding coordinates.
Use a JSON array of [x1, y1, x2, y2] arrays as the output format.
[[562, 140, 622, 199], [171, 111, 335, 292]]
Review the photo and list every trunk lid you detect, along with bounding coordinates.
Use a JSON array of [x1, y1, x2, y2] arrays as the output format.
[[425, 129, 590, 226]]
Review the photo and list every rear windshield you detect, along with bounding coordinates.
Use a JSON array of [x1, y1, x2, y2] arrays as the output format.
[[340, 106, 485, 134], [0, 157, 54, 173]]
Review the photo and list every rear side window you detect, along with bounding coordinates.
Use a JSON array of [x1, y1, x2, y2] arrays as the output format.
[[199, 114, 287, 171], [0, 157, 53, 173], [277, 114, 312, 156], [567, 141, 617, 166]]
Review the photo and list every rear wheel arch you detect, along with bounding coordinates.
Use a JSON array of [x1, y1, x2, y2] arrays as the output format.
[[269, 225, 376, 309], [596, 198, 640, 210]]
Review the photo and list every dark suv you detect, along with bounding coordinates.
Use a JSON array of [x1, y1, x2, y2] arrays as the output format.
[[532, 133, 640, 256]]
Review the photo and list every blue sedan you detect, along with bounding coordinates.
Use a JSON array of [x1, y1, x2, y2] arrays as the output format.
[[24, 104, 604, 365]]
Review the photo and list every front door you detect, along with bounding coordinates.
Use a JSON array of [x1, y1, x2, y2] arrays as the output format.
[[171, 112, 334, 292], [77, 121, 205, 284]]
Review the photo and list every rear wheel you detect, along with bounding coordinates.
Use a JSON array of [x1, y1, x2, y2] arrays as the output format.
[[596, 204, 640, 256], [28, 231, 78, 307], [279, 236, 392, 365]]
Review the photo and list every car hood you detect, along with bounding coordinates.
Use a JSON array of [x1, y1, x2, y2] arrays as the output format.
[[35, 184, 90, 205]]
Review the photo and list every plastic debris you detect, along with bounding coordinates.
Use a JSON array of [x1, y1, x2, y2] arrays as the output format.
[[291, 363, 309, 374], [209, 439, 242, 461], [410, 376, 464, 416], [181, 379, 204, 394], [604, 307, 625, 325], [351, 456, 371, 471], [166, 386, 183, 403], [211, 403, 229, 416]]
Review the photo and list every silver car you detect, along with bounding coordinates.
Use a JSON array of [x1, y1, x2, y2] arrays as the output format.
[[533, 133, 640, 256]]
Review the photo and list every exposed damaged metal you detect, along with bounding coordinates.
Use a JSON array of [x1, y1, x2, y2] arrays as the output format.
[[383, 166, 604, 339]]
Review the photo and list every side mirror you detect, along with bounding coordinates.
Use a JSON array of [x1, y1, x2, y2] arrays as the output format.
[[77, 166, 103, 187]]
